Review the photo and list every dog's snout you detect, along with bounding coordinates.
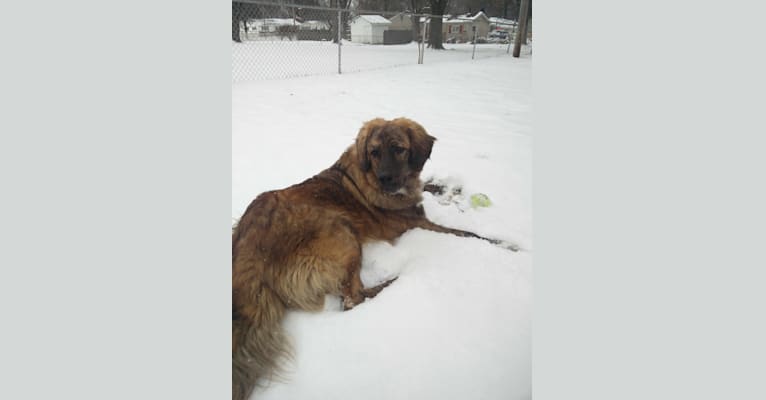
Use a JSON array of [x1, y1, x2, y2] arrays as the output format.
[[377, 174, 400, 192], [378, 174, 394, 185]]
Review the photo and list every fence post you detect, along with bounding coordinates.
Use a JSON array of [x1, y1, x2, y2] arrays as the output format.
[[472, 25, 477, 60], [417, 17, 426, 64], [419, 17, 427, 64], [337, 10, 342, 74]]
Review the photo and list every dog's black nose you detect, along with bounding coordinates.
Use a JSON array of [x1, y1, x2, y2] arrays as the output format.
[[378, 174, 399, 192], [378, 174, 393, 185]]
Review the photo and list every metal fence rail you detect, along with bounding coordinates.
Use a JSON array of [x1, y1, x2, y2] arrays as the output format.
[[232, 0, 529, 83]]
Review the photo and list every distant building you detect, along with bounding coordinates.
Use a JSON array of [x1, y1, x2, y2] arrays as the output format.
[[243, 18, 329, 41], [443, 12, 491, 43], [388, 12, 414, 31], [246, 18, 296, 35], [349, 15, 392, 44], [420, 12, 491, 43], [488, 17, 517, 34], [386, 12, 416, 43]]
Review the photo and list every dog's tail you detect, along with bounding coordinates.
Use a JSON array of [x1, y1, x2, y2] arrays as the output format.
[[232, 285, 291, 400]]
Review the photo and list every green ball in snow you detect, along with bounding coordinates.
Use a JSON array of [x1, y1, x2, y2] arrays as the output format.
[[470, 193, 492, 208]]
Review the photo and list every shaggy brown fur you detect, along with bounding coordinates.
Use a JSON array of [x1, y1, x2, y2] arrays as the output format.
[[232, 117, 509, 400]]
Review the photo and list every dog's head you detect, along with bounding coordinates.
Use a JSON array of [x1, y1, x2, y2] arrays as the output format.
[[355, 117, 436, 194]]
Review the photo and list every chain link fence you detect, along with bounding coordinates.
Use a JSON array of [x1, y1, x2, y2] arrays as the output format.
[[232, 0, 530, 83]]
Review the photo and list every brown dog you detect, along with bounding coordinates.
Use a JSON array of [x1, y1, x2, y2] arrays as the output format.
[[232, 117, 512, 400]]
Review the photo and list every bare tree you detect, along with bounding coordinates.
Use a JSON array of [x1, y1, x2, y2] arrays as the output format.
[[409, 0, 426, 41], [233, 2, 267, 42], [327, 0, 353, 43], [427, 0, 448, 49], [519, 0, 531, 42], [512, 0, 528, 57], [232, 2, 243, 42], [359, 0, 400, 11], [501, 0, 516, 18]]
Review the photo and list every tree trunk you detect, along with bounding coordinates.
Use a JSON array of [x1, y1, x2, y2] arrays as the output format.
[[428, 0, 447, 50], [331, 19, 338, 43], [520, 17, 529, 43], [512, 0, 529, 57], [232, 3, 242, 42], [428, 17, 445, 49], [331, 12, 349, 43], [331, 0, 349, 44], [410, 0, 421, 41]]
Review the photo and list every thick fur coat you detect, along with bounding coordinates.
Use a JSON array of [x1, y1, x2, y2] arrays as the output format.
[[232, 118, 501, 400]]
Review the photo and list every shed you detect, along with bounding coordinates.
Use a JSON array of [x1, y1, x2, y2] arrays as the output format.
[[350, 15, 392, 44]]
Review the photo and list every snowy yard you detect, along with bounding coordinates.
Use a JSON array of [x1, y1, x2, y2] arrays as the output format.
[[232, 44, 531, 400], [232, 40, 524, 82]]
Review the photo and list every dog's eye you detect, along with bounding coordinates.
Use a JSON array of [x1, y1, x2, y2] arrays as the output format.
[[393, 146, 406, 155], [370, 149, 380, 158]]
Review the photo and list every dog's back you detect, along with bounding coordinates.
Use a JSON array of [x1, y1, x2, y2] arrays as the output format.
[[231, 118, 509, 399]]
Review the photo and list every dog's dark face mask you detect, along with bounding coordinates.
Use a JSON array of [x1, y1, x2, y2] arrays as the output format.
[[367, 128, 411, 193], [356, 118, 436, 195]]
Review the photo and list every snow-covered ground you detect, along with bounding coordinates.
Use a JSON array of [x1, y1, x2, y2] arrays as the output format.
[[233, 40, 524, 82], [233, 45, 531, 399]]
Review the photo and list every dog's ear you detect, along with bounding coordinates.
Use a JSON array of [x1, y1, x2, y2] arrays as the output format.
[[356, 118, 385, 172], [395, 118, 436, 172]]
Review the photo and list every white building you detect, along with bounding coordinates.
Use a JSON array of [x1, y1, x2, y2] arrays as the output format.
[[349, 15, 391, 44]]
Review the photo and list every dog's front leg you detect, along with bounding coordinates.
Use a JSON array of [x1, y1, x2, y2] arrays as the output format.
[[416, 219, 521, 252]]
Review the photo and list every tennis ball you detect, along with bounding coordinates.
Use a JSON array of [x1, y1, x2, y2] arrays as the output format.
[[470, 193, 492, 208]]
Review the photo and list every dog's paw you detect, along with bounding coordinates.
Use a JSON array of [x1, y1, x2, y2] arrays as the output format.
[[423, 177, 466, 211], [342, 296, 363, 311], [482, 237, 522, 252], [498, 240, 522, 252]]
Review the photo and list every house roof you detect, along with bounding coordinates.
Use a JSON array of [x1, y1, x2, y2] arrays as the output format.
[[356, 15, 391, 25], [420, 12, 490, 24], [489, 17, 517, 27], [489, 17, 515, 23], [419, 16, 449, 23], [448, 11, 489, 23]]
